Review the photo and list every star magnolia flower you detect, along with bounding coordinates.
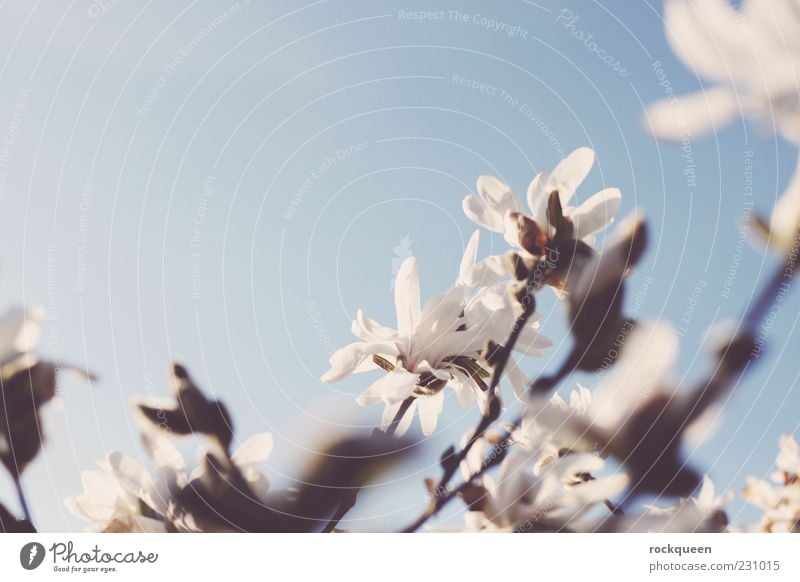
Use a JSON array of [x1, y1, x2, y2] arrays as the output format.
[[743, 433, 800, 532], [460, 147, 621, 286], [613, 476, 732, 533], [322, 256, 550, 436], [456, 431, 627, 532], [66, 432, 273, 532], [531, 321, 711, 498], [648, 0, 800, 142]]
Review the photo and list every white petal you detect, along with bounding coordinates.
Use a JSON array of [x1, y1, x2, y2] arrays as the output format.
[[591, 322, 679, 429], [570, 188, 622, 240], [142, 433, 186, 472], [351, 310, 398, 343], [393, 400, 417, 437], [418, 391, 445, 436], [394, 257, 421, 338], [107, 452, 154, 503], [321, 341, 393, 383], [463, 194, 504, 233], [232, 432, 274, 468], [526, 171, 549, 223], [0, 305, 45, 364], [550, 147, 595, 206], [356, 368, 418, 405], [646, 88, 739, 140]]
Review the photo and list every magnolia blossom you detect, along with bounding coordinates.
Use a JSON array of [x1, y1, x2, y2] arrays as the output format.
[[758, 152, 800, 252], [456, 430, 627, 532], [461, 147, 622, 286], [322, 256, 550, 436], [743, 434, 800, 532], [66, 432, 273, 532], [613, 476, 732, 533], [648, 0, 800, 142]]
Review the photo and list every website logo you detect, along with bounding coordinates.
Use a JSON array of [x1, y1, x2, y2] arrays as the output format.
[[20, 542, 46, 570]]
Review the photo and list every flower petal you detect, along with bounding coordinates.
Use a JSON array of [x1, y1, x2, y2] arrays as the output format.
[[418, 391, 445, 436], [570, 188, 622, 240], [646, 88, 739, 141], [357, 368, 418, 405], [321, 341, 395, 383], [394, 257, 421, 339]]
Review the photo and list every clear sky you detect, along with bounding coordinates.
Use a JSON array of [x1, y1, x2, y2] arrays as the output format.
[[0, 0, 797, 532]]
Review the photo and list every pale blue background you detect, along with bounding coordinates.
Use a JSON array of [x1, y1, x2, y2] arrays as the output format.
[[0, 0, 797, 531]]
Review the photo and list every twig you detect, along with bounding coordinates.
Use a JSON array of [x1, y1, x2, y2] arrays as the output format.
[[13, 476, 32, 526], [321, 396, 416, 532], [400, 266, 544, 532]]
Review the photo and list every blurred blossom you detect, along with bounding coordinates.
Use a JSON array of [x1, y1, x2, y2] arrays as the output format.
[[744, 433, 800, 532], [648, 0, 800, 142], [66, 432, 274, 533], [455, 429, 627, 532]]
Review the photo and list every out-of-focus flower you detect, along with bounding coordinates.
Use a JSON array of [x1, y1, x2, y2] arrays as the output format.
[[461, 147, 622, 287], [455, 430, 627, 532], [66, 432, 274, 532], [744, 434, 800, 532], [1, 306, 94, 482], [753, 153, 800, 253], [647, 0, 800, 142], [322, 256, 550, 436], [610, 476, 732, 532], [531, 322, 703, 498]]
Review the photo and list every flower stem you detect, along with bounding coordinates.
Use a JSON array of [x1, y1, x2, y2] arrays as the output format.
[[13, 476, 32, 526]]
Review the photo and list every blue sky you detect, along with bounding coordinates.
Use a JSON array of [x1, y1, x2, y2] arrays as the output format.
[[0, 0, 798, 532]]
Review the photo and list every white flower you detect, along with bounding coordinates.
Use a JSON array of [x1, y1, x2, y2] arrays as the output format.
[[744, 433, 800, 532], [65, 450, 172, 533], [757, 152, 800, 252], [614, 476, 733, 533], [458, 440, 627, 532], [648, 0, 800, 142], [322, 256, 550, 436], [66, 432, 273, 532], [530, 321, 707, 498], [461, 147, 621, 286]]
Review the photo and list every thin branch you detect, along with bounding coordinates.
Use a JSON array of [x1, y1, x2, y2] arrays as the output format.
[[401, 266, 544, 532], [321, 396, 416, 532], [13, 476, 32, 526]]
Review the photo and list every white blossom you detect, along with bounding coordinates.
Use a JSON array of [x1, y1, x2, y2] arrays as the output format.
[[743, 433, 800, 532], [461, 147, 622, 286], [66, 432, 273, 532], [322, 255, 550, 436], [648, 0, 800, 142]]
